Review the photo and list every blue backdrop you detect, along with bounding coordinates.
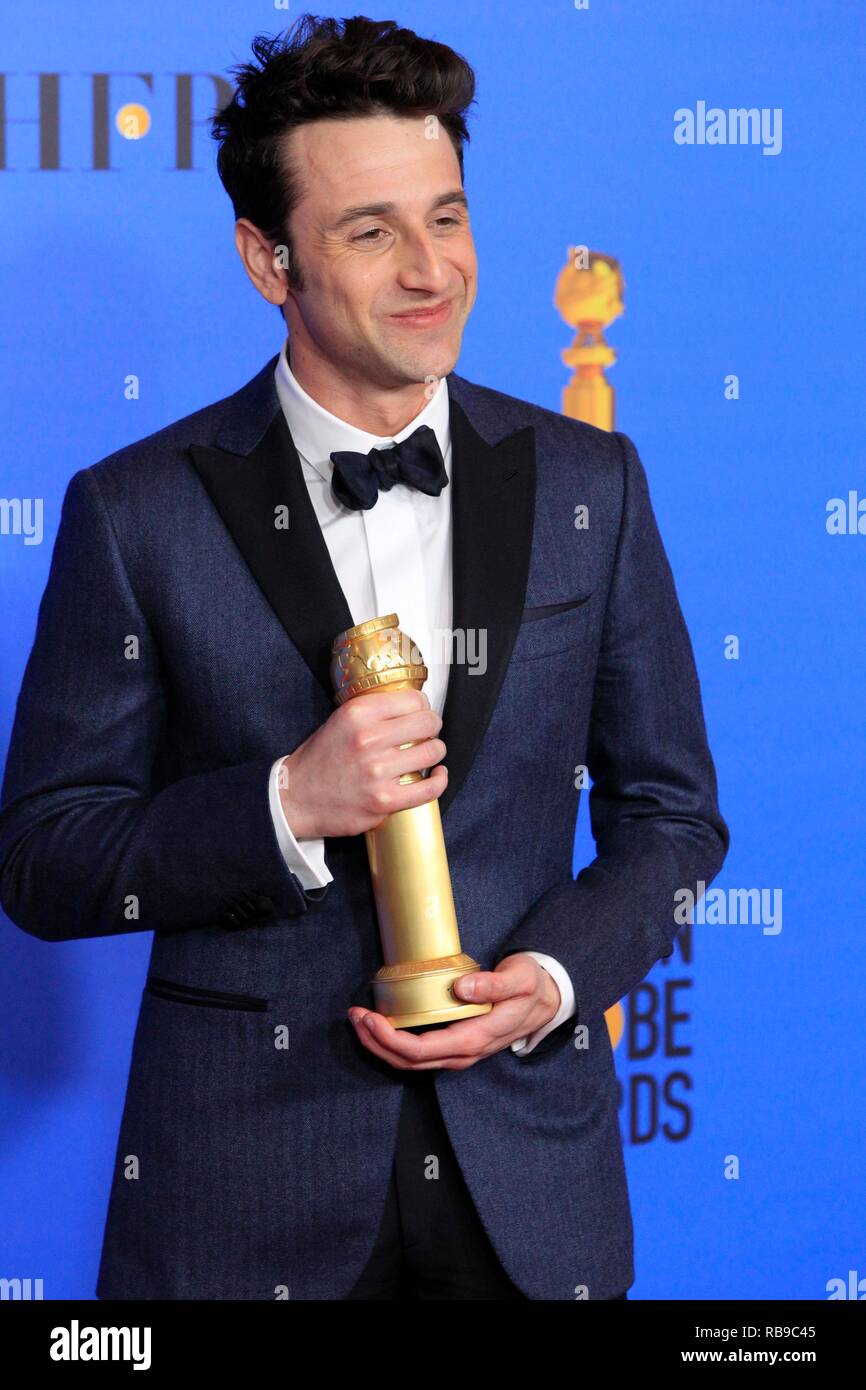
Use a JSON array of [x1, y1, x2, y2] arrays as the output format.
[[1, 0, 864, 1301]]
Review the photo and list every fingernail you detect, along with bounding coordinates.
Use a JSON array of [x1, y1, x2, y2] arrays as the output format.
[[459, 976, 475, 998], [364, 1015, 376, 1032]]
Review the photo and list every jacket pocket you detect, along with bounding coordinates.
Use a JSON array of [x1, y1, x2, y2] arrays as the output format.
[[521, 594, 592, 622], [510, 594, 594, 662], [145, 976, 269, 1012]]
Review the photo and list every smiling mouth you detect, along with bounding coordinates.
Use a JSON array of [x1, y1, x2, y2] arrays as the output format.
[[389, 300, 454, 327]]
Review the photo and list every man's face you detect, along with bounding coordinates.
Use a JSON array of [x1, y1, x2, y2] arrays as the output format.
[[280, 113, 478, 390]]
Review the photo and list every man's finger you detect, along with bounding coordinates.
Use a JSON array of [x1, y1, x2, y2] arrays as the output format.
[[451, 962, 530, 1006], [348, 1008, 509, 1061], [348, 1012, 413, 1069], [348, 1013, 489, 1070], [404, 1054, 484, 1071], [351, 1008, 497, 1060], [348, 1001, 528, 1061], [349, 1013, 491, 1070]]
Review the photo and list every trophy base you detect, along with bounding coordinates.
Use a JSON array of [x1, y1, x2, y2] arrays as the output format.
[[373, 952, 493, 1029]]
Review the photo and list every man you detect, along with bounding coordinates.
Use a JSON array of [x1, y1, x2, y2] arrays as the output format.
[[0, 15, 728, 1300]]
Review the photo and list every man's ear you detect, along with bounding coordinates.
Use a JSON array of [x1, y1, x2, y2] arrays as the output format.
[[234, 217, 288, 309]]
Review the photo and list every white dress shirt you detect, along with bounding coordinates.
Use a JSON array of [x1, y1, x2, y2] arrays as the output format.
[[267, 338, 575, 1055]]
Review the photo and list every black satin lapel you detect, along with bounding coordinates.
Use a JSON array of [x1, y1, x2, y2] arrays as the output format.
[[188, 409, 354, 703], [437, 399, 536, 819]]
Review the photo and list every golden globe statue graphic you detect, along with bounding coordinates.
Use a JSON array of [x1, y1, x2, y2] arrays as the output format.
[[330, 614, 492, 1029], [556, 247, 624, 431]]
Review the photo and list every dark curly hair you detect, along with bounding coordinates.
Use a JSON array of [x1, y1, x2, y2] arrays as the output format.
[[211, 14, 477, 294]]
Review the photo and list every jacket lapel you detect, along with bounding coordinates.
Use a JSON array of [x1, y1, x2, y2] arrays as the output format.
[[188, 360, 354, 701], [437, 397, 536, 817], [186, 357, 537, 819]]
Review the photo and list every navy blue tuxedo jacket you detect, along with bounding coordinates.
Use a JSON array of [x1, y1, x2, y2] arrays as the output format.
[[0, 354, 728, 1299]]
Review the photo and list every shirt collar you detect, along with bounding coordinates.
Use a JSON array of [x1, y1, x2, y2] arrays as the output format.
[[273, 336, 452, 484]]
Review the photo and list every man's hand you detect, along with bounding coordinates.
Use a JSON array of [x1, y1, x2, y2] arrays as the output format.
[[348, 953, 561, 1070], [279, 689, 447, 839]]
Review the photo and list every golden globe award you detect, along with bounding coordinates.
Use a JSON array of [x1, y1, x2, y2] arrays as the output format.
[[330, 614, 492, 1029], [556, 246, 624, 431]]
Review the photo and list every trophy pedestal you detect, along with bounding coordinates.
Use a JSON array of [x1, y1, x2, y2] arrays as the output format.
[[373, 951, 493, 1029]]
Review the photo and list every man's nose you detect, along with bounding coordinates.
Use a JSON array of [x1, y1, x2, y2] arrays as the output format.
[[396, 228, 449, 290]]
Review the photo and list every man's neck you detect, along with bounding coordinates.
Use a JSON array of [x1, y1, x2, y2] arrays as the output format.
[[286, 339, 437, 438]]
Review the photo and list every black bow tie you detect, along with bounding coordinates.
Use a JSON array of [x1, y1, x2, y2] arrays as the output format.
[[329, 424, 448, 511]]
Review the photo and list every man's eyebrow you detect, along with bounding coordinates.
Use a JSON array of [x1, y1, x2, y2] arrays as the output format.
[[328, 189, 469, 232]]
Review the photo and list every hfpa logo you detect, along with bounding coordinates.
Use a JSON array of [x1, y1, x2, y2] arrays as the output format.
[[0, 72, 233, 170]]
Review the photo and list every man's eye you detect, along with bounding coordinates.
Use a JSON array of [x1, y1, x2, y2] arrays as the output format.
[[353, 217, 462, 244]]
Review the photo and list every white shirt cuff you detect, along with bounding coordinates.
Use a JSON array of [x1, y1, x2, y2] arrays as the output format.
[[269, 757, 334, 890], [510, 951, 576, 1056]]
